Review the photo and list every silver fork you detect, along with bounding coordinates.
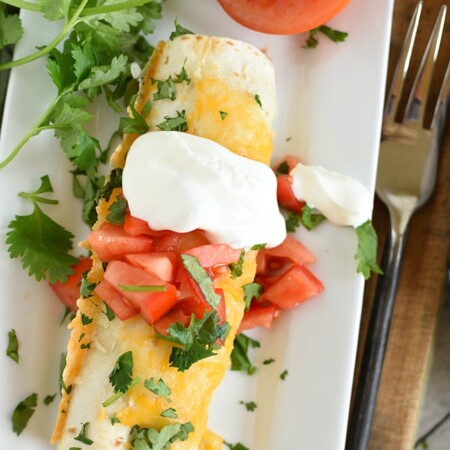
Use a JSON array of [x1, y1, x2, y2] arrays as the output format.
[[346, 3, 449, 449]]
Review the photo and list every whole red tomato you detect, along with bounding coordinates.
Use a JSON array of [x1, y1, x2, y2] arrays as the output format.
[[217, 0, 351, 34]]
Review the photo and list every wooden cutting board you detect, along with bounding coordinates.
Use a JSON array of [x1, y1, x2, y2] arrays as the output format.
[[350, 1, 450, 449]]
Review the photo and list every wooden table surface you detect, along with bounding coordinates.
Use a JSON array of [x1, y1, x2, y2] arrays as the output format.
[[350, 1, 450, 449]]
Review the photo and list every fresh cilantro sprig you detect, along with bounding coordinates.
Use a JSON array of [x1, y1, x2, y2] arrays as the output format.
[[5, 176, 78, 283], [0, 4, 23, 49], [159, 311, 230, 372], [355, 220, 383, 279], [304, 25, 348, 49]]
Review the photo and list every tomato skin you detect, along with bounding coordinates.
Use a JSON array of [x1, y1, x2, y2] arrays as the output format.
[[88, 224, 153, 262], [125, 252, 178, 282], [123, 214, 169, 238], [237, 303, 279, 334], [217, 0, 351, 34], [277, 175, 305, 213], [49, 257, 92, 312], [103, 261, 177, 324], [257, 234, 316, 274], [152, 230, 210, 253], [262, 263, 323, 309], [183, 244, 241, 269], [94, 280, 140, 321]]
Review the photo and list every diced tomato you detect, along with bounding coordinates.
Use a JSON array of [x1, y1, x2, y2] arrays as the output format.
[[104, 261, 177, 324], [183, 244, 241, 269], [276, 175, 305, 213], [88, 224, 153, 262], [237, 303, 279, 334], [124, 214, 169, 238], [125, 252, 178, 282], [49, 257, 92, 312], [262, 264, 323, 309], [94, 280, 139, 321], [153, 308, 191, 336], [257, 235, 316, 274], [152, 230, 210, 253]]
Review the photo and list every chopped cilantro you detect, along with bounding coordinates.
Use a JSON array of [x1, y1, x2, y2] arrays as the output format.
[[95, 169, 122, 203], [74, 422, 93, 445], [59, 352, 72, 395], [81, 313, 93, 326], [169, 19, 194, 40], [120, 95, 150, 135], [240, 400, 257, 412], [229, 250, 245, 279], [159, 311, 230, 372], [119, 284, 167, 292], [285, 205, 325, 232], [44, 394, 57, 405], [230, 333, 260, 375], [152, 76, 176, 101], [250, 243, 266, 250], [110, 415, 121, 425], [220, 111, 228, 120], [180, 254, 221, 308], [276, 160, 290, 175], [161, 408, 178, 419], [78, 333, 86, 343], [80, 342, 91, 350], [109, 351, 134, 393], [130, 422, 194, 449], [242, 282, 263, 311], [6, 175, 78, 283], [80, 271, 96, 299], [156, 110, 188, 132], [263, 358, 275, 365], [304, 25, 348, 49], [11, 392, 38, 435], [224, 441, 250, 450], [254, 94, 262, 108], [280, 370, 288, 380], [107, 197, 127, 225], [6, 329, 19, 363], [354, 220, 383, 279], [104, 303, 116, 321], [144, 377, 172, 401]]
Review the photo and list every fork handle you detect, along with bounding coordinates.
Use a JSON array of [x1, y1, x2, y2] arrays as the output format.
[[346, 226, 409, 450]]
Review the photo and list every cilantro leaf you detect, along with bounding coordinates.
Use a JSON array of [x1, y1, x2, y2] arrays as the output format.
[[104, 303, 116, 321], [95, 168, 123, 203], [120, 96, 150, 135], [229, 250, 245, 279], [304, 25, 348, 49], [107, 197, 127, 225], [59, 352, 72, 395], [156, 110, 187, 132], [230, 333, 260, 375], [11, 393, 38, 435], [159, 311, 230, 372], [109, 351, 134, 393], [144, 377, 172, 401], [354, 220, 383, 279], [240, 401, 257, 412], [254, 94, 262, 108], [242, 282, 263, 311], [276, 160, 290, 175], [224, 442, 250, 450], [280, 369, 289, 380], [169, 19, 193, 40], [81, 313, 93, 326], [180, 254, 221, 309], [38, 0, 71, 21], [96, 5, 143, 33], [220, 111, 228, 120], [284, 205, 325, 232], [74, 422, 94, 445], [6, 203, 78, 283], [78, 54, 128, 90], [263, 358, 275, 365], [0, 8, 23, 49], [251, 243, 266, 250], [80, 271, 96, 298], [161, 408, 178, 419], [152, 77, 176, 101], [6, 329, 19, 363], [44, 394, 57, 405], [130, 422, 194, 449]]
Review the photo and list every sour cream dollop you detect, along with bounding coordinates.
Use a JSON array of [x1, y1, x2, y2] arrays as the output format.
[[122, 131, 286, 248], [290, 163, 373, 227]]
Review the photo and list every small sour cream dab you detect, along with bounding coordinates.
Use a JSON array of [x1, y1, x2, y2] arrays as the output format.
[[122, 131, 287, 248], [290, 162, 373, 227]]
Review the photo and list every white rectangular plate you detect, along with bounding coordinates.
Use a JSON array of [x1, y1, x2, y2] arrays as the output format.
[[0, 0, 393, 448]]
